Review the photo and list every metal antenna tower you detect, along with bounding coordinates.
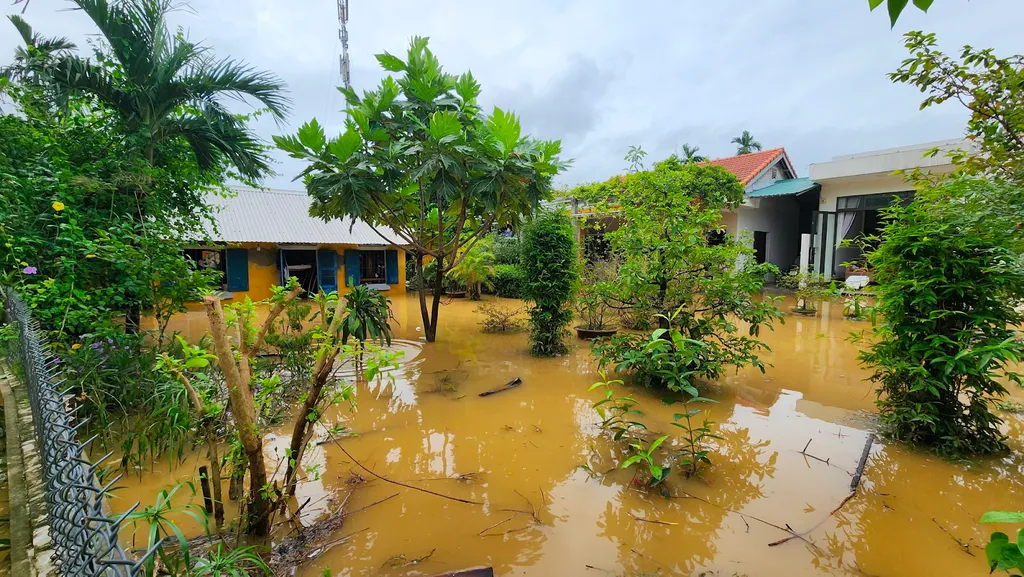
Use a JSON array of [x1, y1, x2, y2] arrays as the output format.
[[337, 0, 351, 89]]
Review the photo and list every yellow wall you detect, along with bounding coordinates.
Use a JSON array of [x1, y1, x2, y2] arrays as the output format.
[[217, 242, 407, 303]]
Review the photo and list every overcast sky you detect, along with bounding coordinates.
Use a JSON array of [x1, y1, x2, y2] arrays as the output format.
[[4, 0, 1023, 190]]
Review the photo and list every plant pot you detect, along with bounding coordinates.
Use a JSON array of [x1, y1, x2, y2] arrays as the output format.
[[447, 290, 468, 298], [575, 326, 618, 340], [790, 307, 817, 317]]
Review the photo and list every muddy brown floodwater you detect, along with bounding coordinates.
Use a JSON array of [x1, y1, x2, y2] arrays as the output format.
[[115, 294, 1024, 576]]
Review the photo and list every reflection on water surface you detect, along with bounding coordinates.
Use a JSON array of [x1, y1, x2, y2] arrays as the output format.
[[119, 295, 1024, 576]]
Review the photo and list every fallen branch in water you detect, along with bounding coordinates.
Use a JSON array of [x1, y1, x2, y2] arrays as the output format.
[[768, 491, 857, 547], [320, 420, 484, 506], [478, 515, 516, 536], [800, 438, 831, 466], [674, 490, 822, 552], [629, 513, 678, 527], [932, 517, 976, 556], [343, 493, 399, 517], [479, 377, 522, 397]]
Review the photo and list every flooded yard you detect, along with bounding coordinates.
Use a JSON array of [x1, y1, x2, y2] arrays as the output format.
[[117, 294, 1024, 576]]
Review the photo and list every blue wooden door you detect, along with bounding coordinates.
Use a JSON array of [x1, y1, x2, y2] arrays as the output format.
[[317, 249, 339, 293], [344, 250, 360, 286], [386, 250, 399, 284], [225, 248, 249, 292]]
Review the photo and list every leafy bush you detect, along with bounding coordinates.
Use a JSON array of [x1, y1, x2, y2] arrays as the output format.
[[476, 304, 527, 333], [575, 161, 783, 390], [490, 232, 522, 265], [490, 264, 526, 299], [857, 179, 1024, 456], [340, 286, 393, 346], [521, 210, 579, 356], [574, 260, 617, 330]]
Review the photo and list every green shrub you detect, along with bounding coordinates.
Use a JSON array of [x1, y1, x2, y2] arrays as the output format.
[[490, 233, 522, 265], [521, 210, 579, 356], [858, 179, 1024, 456], [489, 264, 526, 298]]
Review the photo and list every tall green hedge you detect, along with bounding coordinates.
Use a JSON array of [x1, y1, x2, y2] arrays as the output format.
[[521, 210, 579, 356]]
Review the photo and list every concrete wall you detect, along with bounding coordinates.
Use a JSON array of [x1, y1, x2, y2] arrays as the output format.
[[735, 196, 802, 272], [816, 173, 918, 212]]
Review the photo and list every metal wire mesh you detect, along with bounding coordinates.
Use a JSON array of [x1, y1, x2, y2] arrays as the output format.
[[2, 288, 159, 577]]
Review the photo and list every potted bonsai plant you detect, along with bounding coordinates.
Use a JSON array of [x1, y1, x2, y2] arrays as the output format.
[[574, 262, 618, 339], [778, 268, 838, 316]]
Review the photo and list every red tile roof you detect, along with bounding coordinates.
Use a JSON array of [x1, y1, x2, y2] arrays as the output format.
[[708, 148, 793, 185]]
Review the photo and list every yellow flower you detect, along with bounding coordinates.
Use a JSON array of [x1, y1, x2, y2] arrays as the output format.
[[52, 201, 66, 212], [71, 343, 82, 350]]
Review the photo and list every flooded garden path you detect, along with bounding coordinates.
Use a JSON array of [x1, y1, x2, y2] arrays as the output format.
[[118, 294, 1024, 576]]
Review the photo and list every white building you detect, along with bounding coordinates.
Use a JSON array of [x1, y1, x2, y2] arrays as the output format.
[[807, 139, 963, 279]]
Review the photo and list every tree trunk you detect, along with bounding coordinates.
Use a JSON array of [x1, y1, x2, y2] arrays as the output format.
[[203, 296, 272, 537], [415, 255, 433, 342], [425, 255, 444, 342], [245, 448, 272, 536]]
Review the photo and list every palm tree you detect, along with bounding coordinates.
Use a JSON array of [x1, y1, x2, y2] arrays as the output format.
[[679, 143, 705, 163], [449, 245, 496, 300], [3, 15, 76, 83], [13, 0, 290, 180], [731, 131, 763, 155]]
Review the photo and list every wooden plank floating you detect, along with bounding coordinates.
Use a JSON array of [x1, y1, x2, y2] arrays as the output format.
[[478, 377, 522, 397], [850, 433, 875, 491]]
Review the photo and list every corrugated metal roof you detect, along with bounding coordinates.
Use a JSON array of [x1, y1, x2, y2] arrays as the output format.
[[746, 177, 819, 198], [204, 188, 402, 246]]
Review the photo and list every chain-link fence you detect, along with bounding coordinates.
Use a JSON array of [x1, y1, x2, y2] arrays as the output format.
[[2, 288, 159, 576]]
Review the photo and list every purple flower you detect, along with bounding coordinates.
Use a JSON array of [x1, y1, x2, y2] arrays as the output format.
[[23, 266, 37, 275]]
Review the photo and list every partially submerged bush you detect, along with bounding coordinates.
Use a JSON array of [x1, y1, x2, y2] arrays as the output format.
[[858, 179, 1024, 456], [476, 304, 527, 333], [776, 268, 838, 315], [574, 260, 616, 331], [521, 210, 580, 356]]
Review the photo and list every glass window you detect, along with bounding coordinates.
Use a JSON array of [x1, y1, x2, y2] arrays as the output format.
[[184, 248, 225, 287], [837, 192, 914, 211], [360, 250, 386, 283]]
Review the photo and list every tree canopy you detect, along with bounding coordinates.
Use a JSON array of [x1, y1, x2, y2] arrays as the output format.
[[277, 36, 565, 341]]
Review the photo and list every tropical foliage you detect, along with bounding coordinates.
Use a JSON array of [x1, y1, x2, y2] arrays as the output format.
[[276, 37, 565, 342], [521, 210, 580, 356], [575, 160, 783, 391], [731, 130, 762, 155], [856, 178, 1024, 456], [449, 242, 495, 300], [890, 31, 1024, 183]]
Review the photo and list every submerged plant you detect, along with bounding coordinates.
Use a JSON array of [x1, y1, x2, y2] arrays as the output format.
[[857, 179, 1024, 456], [777, 269, 838, 315], [842, 294, 872, 320], [670, 397, 721, 478], [126, 483, 209, 577], [476, 303, 527, 333], [521, 210, 580, 356]]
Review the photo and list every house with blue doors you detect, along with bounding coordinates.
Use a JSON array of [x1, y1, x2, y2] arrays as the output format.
[[185, 187, 407, 302]]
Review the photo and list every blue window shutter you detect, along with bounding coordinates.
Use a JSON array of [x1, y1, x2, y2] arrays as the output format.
[[278, 249, 288, 287], [318, 249, 339, 293], [344, 250, 360, 286], [225, 248, 249, 292], [386, 250, 399, 284]]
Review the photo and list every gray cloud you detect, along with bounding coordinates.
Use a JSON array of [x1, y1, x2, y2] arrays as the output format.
[[3, 0, 1023, 191]]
